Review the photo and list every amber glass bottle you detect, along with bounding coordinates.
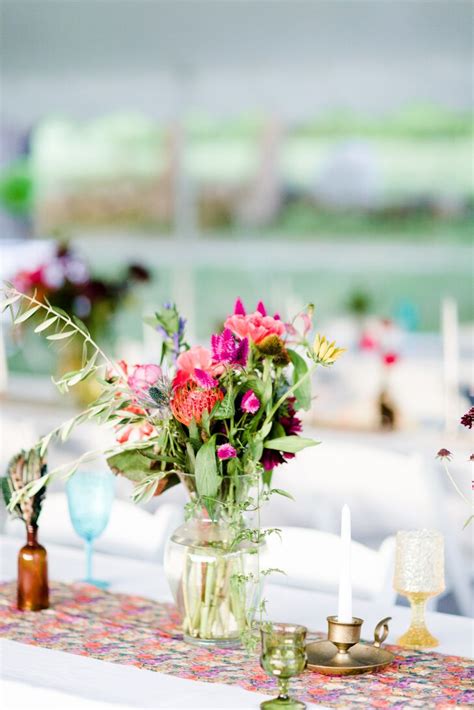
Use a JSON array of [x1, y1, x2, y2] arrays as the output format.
[[17, 524, 49, 611]]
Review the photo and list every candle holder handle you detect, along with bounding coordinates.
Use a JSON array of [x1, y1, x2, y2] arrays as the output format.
[[373, 617, 391, 648]]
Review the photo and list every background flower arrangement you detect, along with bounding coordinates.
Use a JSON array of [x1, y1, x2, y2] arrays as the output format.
[[11, 242, 150, 342], [1, 288, 345, 644]]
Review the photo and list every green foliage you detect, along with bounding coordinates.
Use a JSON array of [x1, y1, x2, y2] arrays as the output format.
[[287, 349, 311, 411], [194, 436, 220, 499], [264, 436, 319, 453]]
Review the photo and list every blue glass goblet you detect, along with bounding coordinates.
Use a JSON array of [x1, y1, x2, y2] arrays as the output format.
[[66, 470, 115, 589]]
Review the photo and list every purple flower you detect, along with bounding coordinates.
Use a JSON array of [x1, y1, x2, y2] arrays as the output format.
[[211, 328, 248, 367], [234, 337, 249, 366], [194, 368, 218, 389], [217, 444, 237, 460], [256, 300, 267, 316], [241, 390, 260, 414]]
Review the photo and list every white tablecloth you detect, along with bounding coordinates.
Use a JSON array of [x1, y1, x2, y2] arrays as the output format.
[[1, 537, 472, 710]]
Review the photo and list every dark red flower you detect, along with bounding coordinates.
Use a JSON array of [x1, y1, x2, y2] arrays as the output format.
[[436, 448, 452, 460], [460, 407, 474, 430]]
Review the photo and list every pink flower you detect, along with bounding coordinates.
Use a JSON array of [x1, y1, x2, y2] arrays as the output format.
[[176, 346, 213, 378], [225, 312, 285, 345], [127, 364, 162, 396], [383, 352, 398, 366], [241, 390, 260, 414], [217, 444, 237, 460], [359, 333, 378, 350], [233, 298, 246, 316]]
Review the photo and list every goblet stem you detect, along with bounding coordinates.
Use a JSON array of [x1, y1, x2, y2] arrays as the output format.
[[85, 538, 93, 582], [397, 592, 439, 649], [277, 677, 289, 700]]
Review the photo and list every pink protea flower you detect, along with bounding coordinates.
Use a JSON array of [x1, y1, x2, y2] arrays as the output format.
[[225, 312, 285, 345], [171, 381, 223, 426], [127, 364, 162, 396], [217, 444, 237, 460], [241, 390, 260, 414]]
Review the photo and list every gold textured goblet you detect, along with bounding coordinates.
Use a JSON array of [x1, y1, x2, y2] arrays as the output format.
[[260, 623, 307, 710], [393, 530, 445, 649]]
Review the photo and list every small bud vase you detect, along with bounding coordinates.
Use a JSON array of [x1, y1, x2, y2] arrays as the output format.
[[17, 524, 49, 611]]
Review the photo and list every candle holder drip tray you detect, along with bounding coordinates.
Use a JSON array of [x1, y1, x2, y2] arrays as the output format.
[[307, 616, 395, 676]]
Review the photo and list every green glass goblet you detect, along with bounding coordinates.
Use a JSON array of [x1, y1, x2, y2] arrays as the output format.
[[260, 622, 307, 710]]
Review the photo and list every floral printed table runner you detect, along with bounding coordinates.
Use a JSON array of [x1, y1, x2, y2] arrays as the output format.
[[0, 581, 472, 708]]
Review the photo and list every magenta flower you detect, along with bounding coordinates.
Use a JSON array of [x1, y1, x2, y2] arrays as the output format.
[[211, 328, 248, 367], [217, 444, 237, 460], [234, 298, 246, 316], [241, 390, 260, 414], [194, 368, 218, 389]]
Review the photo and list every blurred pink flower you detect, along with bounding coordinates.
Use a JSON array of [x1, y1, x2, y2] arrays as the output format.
[[225, 312, 285, 345], [241, 390, 260, 414], [217, 444, 237, 460], [127, 364, 162, 396], [176, 346, 213, 377], [382, 352, 399, 366]]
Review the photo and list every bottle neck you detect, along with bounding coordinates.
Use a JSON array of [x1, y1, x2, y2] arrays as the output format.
[[26, 524, 38, 546]]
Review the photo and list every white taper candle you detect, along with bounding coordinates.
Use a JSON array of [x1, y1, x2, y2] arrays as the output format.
[[337, 504, 353, 622]]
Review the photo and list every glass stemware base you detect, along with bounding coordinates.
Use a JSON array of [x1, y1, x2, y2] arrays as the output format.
[[396, 592, 439, 649], [83, 577, 110, 590], [261, 692, 306, 709]]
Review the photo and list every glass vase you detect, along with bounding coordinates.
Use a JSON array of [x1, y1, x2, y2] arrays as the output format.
[[164, 473, 262, 647], [17, 524, 49, 611]]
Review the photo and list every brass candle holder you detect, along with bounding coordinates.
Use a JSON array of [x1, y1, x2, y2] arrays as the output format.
[[306, 616, 395, 676], [327, 615, 363, 656]]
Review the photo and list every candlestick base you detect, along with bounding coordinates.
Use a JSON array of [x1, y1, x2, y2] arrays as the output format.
[[306, 616, 395, 676]]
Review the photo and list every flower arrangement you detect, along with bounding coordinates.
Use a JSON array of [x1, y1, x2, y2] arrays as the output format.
[[1, 289, 345, 644], [11, 242, 150, 342]]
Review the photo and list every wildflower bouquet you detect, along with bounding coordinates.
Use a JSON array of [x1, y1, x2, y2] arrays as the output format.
[[2, 289, 344, 645]]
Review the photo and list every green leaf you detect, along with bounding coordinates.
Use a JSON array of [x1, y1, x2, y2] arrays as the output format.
[[194, 437, 220, 499], [270, 488, 295, 501], [47, 330, 76, 341], [212, 388, 235, 419], [264, 436, 319, 453], [14, 305, 41, 324], [34, 315, 58, 333], [1, 293, 21, 311], [201, 408, 211, 436], [107, 448, 156, 483], [288, 349, 311, 411], [72, 315, 90, 336]]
